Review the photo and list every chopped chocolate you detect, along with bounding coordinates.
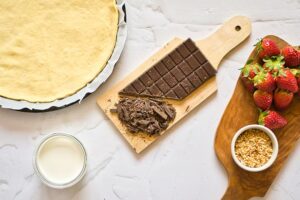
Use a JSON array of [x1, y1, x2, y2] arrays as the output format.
[[111, 97, 176, 135], [162, 104, 176, 120], [110, 108, 117, 113], [119, 38, 216, 100], [152, 106, 168, 120]]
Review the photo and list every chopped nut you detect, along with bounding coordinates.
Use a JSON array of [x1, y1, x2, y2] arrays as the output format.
[[235, 129, 273, 168]]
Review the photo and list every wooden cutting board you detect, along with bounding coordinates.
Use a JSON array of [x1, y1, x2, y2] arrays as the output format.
[[215, 35, 300, 200], [97, 16, 251, 153]]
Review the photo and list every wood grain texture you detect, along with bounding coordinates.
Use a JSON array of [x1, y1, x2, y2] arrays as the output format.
[[215, 35, 300, 200], [97, 16, 251, 153], [196, 16, 251, 69]]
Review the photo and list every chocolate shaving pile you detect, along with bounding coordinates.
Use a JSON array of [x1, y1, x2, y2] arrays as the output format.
[[111, 97, 176, 135]]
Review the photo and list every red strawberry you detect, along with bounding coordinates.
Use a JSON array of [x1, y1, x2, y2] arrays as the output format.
[[298, 51, 300, 65], [241, 76, 255, 93], [258, 110, 287, 130], [282, 46, 300, 67], [290, 68, 300, 77], [276, 68, 298, 93], [298, 74, 300, 96], [274, 89, 293, 110], [292, 68, 300, 96], [255, 38, 280, 59], [240, 63, 261, 93], [253, 90, 272, 110], [262, 56, 284, 74], [241, 63, 261, 79], [253, 71, 276, 92]]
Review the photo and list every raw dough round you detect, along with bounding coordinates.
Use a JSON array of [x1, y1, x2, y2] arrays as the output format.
[[0, 0, 118, 102]]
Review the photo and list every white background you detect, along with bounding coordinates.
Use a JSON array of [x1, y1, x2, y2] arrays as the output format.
[[1, 0, 300, 199]]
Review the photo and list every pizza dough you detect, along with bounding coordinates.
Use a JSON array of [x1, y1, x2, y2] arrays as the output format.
[[0, 0, 118, 102]]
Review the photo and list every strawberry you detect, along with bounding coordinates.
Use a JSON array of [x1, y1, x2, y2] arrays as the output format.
[[241, 63, 261, 79], [290, 68, 300, 77], [262, 56, 284, 74], [258, 110, 287, 130], [291, 68, 300, 96], [282, 46, 300, 67], [241, 76, 255, 93], [298, 81, 300, 92], [255, 38, 280, 60], [253, 71, 276, 93], [298, 51, 300, 65], [276, 68, 298, 93], [274, 89, 293, 110], [253, 90, 272, 110], [240, 63, 261, 93], [297, 72, 300, 96]]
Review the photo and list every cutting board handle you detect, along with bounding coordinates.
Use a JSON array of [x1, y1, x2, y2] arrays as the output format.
[[221, 181, 251, 200], [196, 16, 251, 69]]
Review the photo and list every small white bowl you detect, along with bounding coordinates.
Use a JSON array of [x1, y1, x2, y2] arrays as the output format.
[[231, 124, 278, 172]]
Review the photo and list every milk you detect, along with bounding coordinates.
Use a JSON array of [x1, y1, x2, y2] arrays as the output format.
[[36, 135, 86, 186]]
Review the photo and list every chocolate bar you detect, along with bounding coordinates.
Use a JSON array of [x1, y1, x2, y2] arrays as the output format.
[[119, 39, 216, 100]]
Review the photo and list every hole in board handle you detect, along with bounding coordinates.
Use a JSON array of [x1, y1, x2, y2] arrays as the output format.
[[235, 25, 241, 31]]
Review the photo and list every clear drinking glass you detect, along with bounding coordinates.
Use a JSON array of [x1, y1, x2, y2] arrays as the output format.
[[33, 133, 87, 189]]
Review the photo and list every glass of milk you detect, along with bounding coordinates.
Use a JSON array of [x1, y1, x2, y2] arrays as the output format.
[[33, 133, 87, 189]]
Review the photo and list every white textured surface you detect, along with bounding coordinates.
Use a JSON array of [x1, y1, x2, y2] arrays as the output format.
[[1, 0, 300, 199]]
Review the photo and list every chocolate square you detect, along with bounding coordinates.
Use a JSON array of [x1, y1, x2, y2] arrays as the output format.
[[140, 73, 153, 87], [156, 79, 171, 93], [184, 39, 197, 53], [162, 56, 176, 70], [148, 85, 163, 96], [154, 62, 168, 76], [173, 85, 187, 98], [163, 73, 178, 87], [122, 84, 136, 94], [203, 62, 217, 76], [180, 78, 194, 94], [171, 67, 185, 81], [178, 61, 192, 76], [176, 44, 190, 58], [147, 68, 160, 81], [166, 90, 178, 99], [194, 50, 206, 64], [132, 80, 145, 94], [170, 50, 183, 64], [195, 67, 209, 82], [186, 55, 200, 70], [188, 73, 202, 87]]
